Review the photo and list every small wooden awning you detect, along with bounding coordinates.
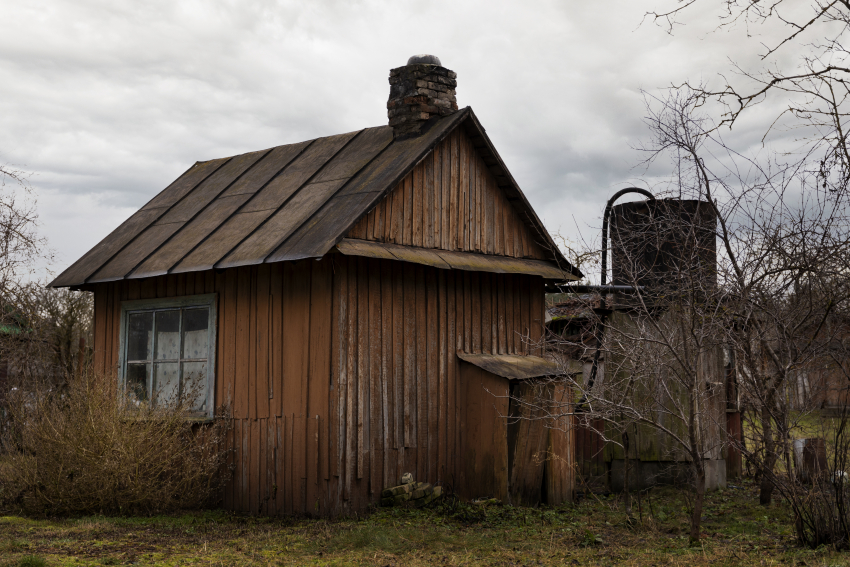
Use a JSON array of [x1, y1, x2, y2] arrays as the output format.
[[457, 353, 574, 380], [336, 239, 578, 281]]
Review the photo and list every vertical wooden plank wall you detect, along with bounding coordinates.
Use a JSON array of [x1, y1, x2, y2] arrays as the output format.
[[347, 128, 550, 262], [91, 259, 338, 516], [328, 255, 546, 515], [90, 256, 551, 515]]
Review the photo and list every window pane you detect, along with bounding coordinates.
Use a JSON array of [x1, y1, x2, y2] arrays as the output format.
[[153, 362, 180, 406], [126, 363, 149, 405], [155, 310, 180, 360], [182, 361, 208, 412], [127, 312, 153, 361], [182, 308, 209, 359]]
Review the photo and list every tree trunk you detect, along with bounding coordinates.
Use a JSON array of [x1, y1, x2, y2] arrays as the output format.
[[690, 461, 706, 544], [760, 406, 777, 505], [623, 427, 632, 517]]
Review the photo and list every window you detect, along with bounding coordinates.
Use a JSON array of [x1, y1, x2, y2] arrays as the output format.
[[119, 294, 217, 420]]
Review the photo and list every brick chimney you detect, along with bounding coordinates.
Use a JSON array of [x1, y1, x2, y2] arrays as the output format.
[[387, 55, 458, 139]]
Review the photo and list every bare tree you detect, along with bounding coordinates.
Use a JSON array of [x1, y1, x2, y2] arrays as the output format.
[[539, 86, 850, 545], [646, 0, 850, 192]]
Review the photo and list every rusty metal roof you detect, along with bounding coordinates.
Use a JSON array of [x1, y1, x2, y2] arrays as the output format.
[[51, 108, 579, 287]]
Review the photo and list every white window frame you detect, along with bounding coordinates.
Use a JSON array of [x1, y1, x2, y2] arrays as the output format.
[[118, 294, 217, 421]]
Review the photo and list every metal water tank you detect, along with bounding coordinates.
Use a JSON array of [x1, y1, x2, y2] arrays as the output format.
[[610, 199, 717, 296]]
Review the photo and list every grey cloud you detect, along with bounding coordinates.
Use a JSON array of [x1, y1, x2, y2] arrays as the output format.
[[0, 0, 806, 273]]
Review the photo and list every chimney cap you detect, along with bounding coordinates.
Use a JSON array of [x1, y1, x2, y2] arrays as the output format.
[[407, 54, 442, 66]]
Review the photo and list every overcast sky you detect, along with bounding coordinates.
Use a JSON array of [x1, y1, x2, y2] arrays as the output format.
[[0, 0, 801, 280]]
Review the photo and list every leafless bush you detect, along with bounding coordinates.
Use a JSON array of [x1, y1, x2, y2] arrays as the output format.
[[0, 370, 231, 516]]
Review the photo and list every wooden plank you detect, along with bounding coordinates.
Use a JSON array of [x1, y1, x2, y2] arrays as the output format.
[[307, 415, 320, 506], [345, 257, 358, 500], [432, 143, 441, 249], [494, 183, 502, 255], [449, 132, 459, 251], [248, 268, 259, 420], [108, 283, 120, 374], [511, 275, 521, 354], [224, 268, 239, 415], [547, 383, 574, 505], [294, 415, 307, 513], [496, 275, 506, 354], [508, 383, 550, 506], [140, 277, 156, 300], [126, 279, 140, 300], [458, 364, 509, 501], [214, 270, 226, 407], [426, 266, 439, 481], [356, 257, 369, 481], [274, 416, 284, 512], [281, 263, 307, 418], [530, 277, 544, 355], [456, 353, 569, 380], [401, 175, 412, 246], [520, 276, 530, 355], [413, 165, 424, 247], [92, 286, 106, 375], [440, 137, 449, 250], [368, 258, 382, 493], [424, 151, 434, 249], [392, 261, 404, 453], [164, 274, 177, 298], [459, 134, 468, 252], [471, 272, 481, 353], [380, 259, 394, 487], [240, 419, 249, 512], [446, 271, 457, 483], [387, 185, 397, 244], [283, 415, 292, 513], [236, 267, 252, 418], [403, 262, 416, 448], [415, 264, 427, 482], [250, 418, 261, 514], [266, 418, 276, 514], [256, 264, 271, 419], [487, 176, 495, 255], [268, 263, 282, 411], [438, 269, 448, 482], [481, 273, 492, 353], [223, 418, 234, 510], [330, 257, 345, 480], [462, 271, 471, 353], [308, 259, 333, 482]]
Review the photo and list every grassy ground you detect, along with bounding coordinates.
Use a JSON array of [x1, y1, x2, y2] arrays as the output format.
[[1, 480, 849, 566]]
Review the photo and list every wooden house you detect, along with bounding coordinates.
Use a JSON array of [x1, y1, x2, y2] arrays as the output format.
[[50, 55, 581, 516]]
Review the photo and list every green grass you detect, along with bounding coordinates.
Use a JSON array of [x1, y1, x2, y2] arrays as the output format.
[[1, 480, 849, 566]]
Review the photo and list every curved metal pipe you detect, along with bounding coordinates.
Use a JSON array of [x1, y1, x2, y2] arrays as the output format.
[[600, 187, 655, 287], [579, 188, 654, 409]]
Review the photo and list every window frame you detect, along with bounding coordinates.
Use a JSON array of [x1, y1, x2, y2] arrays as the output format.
[[118, 293, 217, 421]]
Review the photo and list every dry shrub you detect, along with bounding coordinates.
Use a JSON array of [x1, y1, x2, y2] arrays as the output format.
[[0, 372, 231, 516]]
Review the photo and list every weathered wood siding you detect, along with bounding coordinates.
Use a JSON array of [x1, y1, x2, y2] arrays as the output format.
[[91, 259, 336, 515], [90, 255, 557, 515], [347, 128, 549, 261], [327, 255, 546, 514]]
